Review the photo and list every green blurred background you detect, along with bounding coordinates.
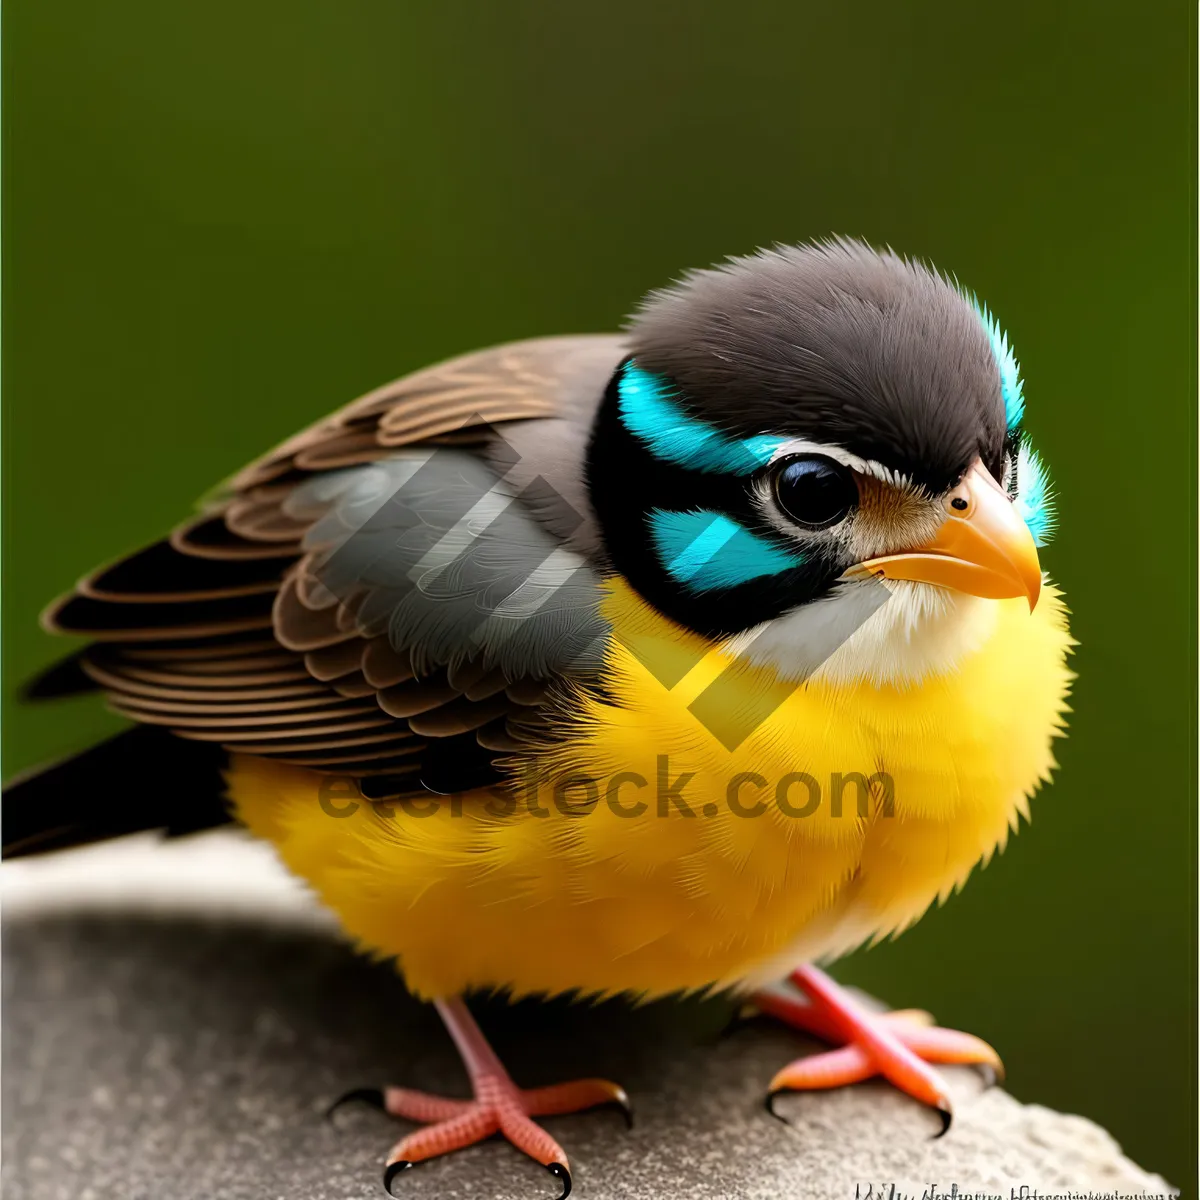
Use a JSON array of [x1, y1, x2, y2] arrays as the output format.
[[4, 0, 1195, 1187]]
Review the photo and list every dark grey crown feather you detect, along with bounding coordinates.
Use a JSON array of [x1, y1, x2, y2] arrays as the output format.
[[625, 238, 1007, 492]]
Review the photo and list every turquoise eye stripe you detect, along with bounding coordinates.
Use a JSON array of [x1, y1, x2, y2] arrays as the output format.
[[969, 298, 1025, 430], [649, 509, 803, 592], [618, 362, 784, 474]]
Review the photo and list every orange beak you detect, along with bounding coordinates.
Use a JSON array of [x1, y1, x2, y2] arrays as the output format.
[[846, 461, 1042, 610]]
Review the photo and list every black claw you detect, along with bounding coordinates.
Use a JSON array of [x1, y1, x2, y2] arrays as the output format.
[[326, 1087, 386, 1121], [932, 1104, 952, 1139], [602, 1096, 635, 1130], [382, 1160, 412, 1195], [547, 1161, 572, 1200], [764, 1090, 791, 1125]]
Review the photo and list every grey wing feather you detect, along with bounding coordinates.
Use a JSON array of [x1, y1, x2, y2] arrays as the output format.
[[291, 449, 610, 681]]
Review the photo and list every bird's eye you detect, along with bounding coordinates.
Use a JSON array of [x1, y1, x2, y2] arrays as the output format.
[[772, 455, 858, 529]]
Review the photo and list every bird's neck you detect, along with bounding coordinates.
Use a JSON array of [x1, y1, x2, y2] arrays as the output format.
[[720, 579, 1004, 688]]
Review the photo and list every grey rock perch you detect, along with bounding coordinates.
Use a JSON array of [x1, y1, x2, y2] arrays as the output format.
[[2, 831, 1174, 1200]]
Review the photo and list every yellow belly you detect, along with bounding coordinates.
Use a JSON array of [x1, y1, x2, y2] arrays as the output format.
[[228, 581, 1072, 1001]]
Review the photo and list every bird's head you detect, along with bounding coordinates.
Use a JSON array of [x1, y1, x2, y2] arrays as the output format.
[[585, 239, 1055, 685]]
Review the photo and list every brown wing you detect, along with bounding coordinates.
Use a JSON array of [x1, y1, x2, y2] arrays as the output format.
[[41, 334, 625, 796]]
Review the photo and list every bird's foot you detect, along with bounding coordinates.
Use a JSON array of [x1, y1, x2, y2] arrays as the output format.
[[752, 965, 1002, 1136], [331, 1075, 628, 1197], [328, 998, 629, 1198]]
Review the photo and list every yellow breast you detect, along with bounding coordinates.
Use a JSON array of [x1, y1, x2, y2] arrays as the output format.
[[228, 580, 1072, 1001]]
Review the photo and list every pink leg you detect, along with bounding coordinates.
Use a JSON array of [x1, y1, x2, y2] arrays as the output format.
[[752, 965, 1003, 1136], [328, 997, 630, 1198]]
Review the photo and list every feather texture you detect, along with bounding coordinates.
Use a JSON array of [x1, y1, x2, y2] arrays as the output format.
[[294, 451, 609, 679], [29, 335, 625, 810], [229, 579, 1073, 1000]]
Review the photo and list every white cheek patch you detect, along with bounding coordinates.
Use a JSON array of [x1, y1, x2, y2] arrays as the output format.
[[722, 580, 890, 680], [723, 579, 999, 687]]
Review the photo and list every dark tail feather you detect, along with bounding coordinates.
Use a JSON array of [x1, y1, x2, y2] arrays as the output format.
[[3, 726, 231, 858]]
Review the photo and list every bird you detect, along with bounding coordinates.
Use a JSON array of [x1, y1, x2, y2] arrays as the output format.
[[5, 238, 1072, 1198]]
